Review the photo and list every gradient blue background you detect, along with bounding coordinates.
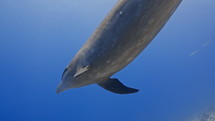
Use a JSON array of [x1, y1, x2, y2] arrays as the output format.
[[0, 0, 215, 121]]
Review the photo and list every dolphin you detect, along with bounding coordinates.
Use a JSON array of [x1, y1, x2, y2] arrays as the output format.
[[56, 0, 182, 94]]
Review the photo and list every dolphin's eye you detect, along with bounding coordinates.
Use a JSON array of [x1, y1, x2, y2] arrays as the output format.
[[61, 67, 68, 80]]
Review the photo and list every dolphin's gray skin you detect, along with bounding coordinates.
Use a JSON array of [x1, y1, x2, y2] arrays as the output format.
[[56, 0, 182, 94]]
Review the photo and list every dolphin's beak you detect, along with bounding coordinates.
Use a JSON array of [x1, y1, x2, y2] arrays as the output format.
[[56, 82, 67, 94], [56, 87, 63, 94]]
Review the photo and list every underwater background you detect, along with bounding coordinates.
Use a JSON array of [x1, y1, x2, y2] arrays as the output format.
[[0, 0, 215, 121]]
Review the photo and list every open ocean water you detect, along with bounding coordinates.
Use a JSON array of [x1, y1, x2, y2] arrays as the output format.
[[0, 0, 215, 121]]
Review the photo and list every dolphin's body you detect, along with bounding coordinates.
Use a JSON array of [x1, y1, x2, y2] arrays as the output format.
[[57, 0, 182, 94]]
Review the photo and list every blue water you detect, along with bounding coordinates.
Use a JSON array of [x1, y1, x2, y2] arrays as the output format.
[[0, 0, 215, 121]]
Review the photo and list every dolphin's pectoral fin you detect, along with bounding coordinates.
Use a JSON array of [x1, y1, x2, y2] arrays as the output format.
[[74, 65, 89, 78], [97, 78, 139, 94]]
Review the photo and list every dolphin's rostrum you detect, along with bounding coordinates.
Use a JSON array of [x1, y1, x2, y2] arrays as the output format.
[[56, 0, 182, 94]]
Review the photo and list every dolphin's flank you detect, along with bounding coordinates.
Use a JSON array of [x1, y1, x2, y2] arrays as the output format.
[[56, 0, 182, 94]]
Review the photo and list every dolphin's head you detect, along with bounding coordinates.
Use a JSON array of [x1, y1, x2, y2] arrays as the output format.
[[56, 63, 96, 94]]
